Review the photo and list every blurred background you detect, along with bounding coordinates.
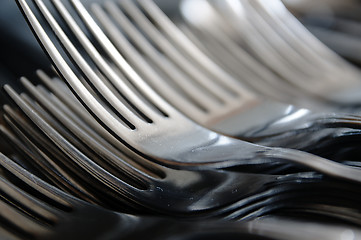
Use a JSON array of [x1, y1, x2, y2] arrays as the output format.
[[1, 0, 361, 80], [284, 0, 361, 65]]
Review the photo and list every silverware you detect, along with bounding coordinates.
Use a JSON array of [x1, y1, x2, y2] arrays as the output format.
[[0, 152, 298, 240], [3, 152, 360, 240], [0, 0, 360, 239], [2, 81, 332, 217], [179, 0, 361, 109], [4, 79, 361, 225], [14, 0, 361, 183], [86, 0, 361, 156]]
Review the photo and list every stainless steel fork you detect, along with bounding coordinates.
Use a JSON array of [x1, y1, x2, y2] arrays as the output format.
[[4, 80, 341, 218], [14, 0, 361, 183], [1, 152, 313, 240], [2, 153, 360, 240], [4, 77, 361, 225], [72, 0, 361, 155], [179, 0, 361, 109]]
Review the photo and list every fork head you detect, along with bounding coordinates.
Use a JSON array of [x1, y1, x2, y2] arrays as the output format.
[[4, 152, 354, 240], [67, 0, 361, 155], [13, 70, 361, 222], [1, 80, 287, 217], [180, 0, 361, 109], [2, 145, 361, 238], [0, 151, 130, 240], [4, 153, 292, 240], [5, 72, 361, 224], [14, 0, 361, 186]]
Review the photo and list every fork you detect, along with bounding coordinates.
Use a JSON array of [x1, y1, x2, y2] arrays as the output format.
[[3, 81, 339, 217], [4, 80, 361, 224], [14, 0, 361, 183], [179, 0, 361, 109], [3, 153, 361, 240], [0, 152, 309, 240], [36, 70, 361, 163], [73, 0, 361, 154], [4, 91, 361, 228]]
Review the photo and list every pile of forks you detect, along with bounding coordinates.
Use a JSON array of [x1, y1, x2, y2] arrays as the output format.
[[1, 0, 361, 239]]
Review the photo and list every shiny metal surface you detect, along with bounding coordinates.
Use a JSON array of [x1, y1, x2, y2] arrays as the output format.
[[0, 154, 286, 240], [2, 154, 360, 240], [14, 0, 361, 184], [1, 0, 361, 239], [83, 0, 361, 155], [0, 82, 329, 216], [3, 83, 361, 225], [180, 0, 361, 109]]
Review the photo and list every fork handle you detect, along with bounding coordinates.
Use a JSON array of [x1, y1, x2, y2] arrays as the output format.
[[165, 129, 361, 184]]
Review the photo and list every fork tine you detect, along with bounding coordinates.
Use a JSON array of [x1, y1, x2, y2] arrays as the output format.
[[17, 0, 139, 134], [36, 71, 125, 141], [1, 107, 108, 204], [207, 0, 361, 96], [0, 189, 51, 239], [35, 0, 165, 127], [1, 120, 90, 198], [34, 82, 140, 161], [20, 93, 106, 162], [0, 152, 72, 210], [0, 152, 80, 238], [240, 1, 323, 77], [52, 0, 170, 123], [180, 24, 309, 101], [251, 0, 356, 75], [2, 105, 72, 166], [56, 0, 181, 117], [92, 2, 261, 124], [3, 84, 143, 202], [137, 0, 256, 96], [36, 71, 165, 178], [0, 122, 51, 178], [176, 24, 288, 101], [92, 2, 219, 114], [248, 1, 333, 71], [2, 153, 349, 240], [202, 0, 325, 89], [0, 174, 58, 225], [20, 77, 153, 187], [228, 190, 361, 222], [71, 0, 244, 114], [118, 0, 237, 102], [250, 0, 361, 86], [2, 105, 147, 212]]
